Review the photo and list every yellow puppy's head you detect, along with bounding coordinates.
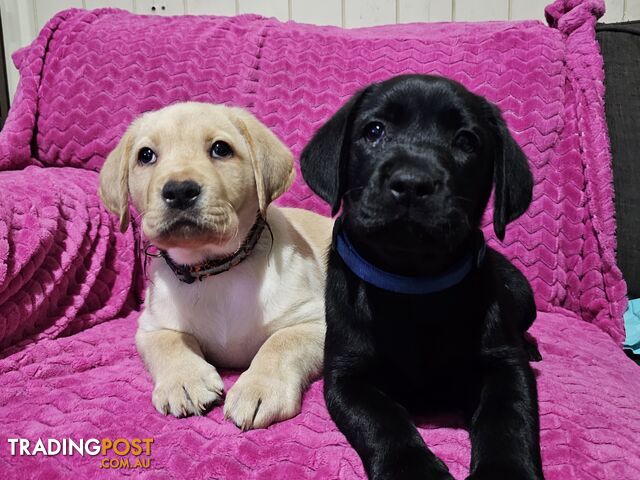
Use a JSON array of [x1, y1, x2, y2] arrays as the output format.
[[99, 102, 294, 262]]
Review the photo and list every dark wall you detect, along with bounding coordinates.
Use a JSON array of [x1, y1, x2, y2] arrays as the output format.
[[596, 22, 640, 298], [0, 11, 10, 129]]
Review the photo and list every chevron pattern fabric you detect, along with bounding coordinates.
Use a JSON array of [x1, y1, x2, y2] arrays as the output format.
[[0, 0, 637, 478]]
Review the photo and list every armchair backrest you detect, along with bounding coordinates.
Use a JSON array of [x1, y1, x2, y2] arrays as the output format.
[[0, 0, 626, 342]]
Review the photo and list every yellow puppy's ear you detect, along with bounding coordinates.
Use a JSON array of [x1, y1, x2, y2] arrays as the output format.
[[99, 128, 133, 233], [231, 108, 295, 217]]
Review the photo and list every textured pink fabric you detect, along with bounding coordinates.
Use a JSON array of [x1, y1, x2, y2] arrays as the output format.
[[0, 166, 140, 353], [1, 311, 638, 479], [0, 0, 635, 478]]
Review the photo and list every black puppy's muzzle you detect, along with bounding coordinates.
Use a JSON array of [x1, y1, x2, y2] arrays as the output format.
[[379, 155, 447, 209], [386, 166, 444, 205], [351, 154, 452, 234]]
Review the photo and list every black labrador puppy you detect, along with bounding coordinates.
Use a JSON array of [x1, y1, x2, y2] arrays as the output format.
[[300, 74, 544, 480]]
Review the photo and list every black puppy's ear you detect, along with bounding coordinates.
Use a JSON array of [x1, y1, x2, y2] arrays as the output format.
[[490, 105, 534, 241], [300, 88, 369, 215]]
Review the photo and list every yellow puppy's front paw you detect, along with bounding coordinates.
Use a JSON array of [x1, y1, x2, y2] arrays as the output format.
[[223, 370, 301, 430], [152, 362, 224, 417]]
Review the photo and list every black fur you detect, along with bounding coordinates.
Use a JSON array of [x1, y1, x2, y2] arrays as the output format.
[[300, 75, 543, 480]]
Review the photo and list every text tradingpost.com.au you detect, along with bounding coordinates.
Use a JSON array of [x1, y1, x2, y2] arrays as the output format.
[[5, 437, 154, 470]]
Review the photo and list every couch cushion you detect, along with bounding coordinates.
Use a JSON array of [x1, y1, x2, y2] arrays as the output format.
[[0, 0, 626, 343], [0, 309, 638, 479]]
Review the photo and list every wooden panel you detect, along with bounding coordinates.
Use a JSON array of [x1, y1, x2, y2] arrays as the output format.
[[453, 0, 508, 21], [398, 0, 429, 23], [291, 0, 341, 26], [429, 0, 452, 21], [84, 0, 135, 10], [135, 0, 186, 16], [344, 0, 396, 27], [626, 0, 640, 21], [509, 0, 547, 21], [238, 0, 289, 21], [601, 0, 624, 23], [0, 0, 37, 100], [34, 0, 83, 31], [0, 16, 9, 128], [185, 0, 236, 15], [399, 0, 453, 23]]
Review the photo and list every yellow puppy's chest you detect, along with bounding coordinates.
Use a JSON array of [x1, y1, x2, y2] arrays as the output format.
[[140, 251, 293, 369], [184, 266, 272, 369]]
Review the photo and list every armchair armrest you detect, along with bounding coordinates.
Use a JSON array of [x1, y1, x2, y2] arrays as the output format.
[[0, 166, 141, 354]]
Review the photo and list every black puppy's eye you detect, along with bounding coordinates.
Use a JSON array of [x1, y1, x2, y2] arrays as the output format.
[[210, 141, 233, 158], [453, 131, 479, 154], [363, 122, 385, 142], [137, 147, 157, 165]]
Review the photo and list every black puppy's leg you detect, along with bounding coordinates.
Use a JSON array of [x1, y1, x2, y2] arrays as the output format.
[[466, 351, 544, 479], [467, 358, 543, 480], [490, 251, 541, 363], [325, 372, 454, 480], [523, 333, 542, 362]]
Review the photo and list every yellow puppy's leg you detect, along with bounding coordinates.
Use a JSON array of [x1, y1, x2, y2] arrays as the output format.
[[224, 320, 325, 430]]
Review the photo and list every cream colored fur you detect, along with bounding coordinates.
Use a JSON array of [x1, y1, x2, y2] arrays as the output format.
[[99, 102, 331, 429]]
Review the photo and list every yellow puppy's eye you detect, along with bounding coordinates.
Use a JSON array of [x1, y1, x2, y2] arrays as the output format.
[[210, 141, 233, 159], [138, 147, 157, 165]]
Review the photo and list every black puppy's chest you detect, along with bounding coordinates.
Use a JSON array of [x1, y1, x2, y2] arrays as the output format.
[[364, 280, 485, 405]]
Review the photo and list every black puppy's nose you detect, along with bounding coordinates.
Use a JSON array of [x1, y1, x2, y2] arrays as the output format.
[[388, 171, 439, 201], [162, 180, 201, 210]]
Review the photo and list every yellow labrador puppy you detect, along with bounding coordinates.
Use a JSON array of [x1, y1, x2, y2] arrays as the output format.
[[99, 102, 331, 429]]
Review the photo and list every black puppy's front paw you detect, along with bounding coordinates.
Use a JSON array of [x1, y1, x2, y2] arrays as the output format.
[[373, 448, 454, 480], [376, 466, 454, 480], [467, 465, 543, 480]]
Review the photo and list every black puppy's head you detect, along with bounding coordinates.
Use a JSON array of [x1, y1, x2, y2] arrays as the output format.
[[301, 75, 532, 269]]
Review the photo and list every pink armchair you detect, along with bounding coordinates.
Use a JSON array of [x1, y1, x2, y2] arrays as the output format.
[[0, 1, 638, 478]]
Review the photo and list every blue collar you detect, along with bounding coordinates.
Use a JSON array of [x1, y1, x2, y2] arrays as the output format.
[[335, 231, 486, 295]]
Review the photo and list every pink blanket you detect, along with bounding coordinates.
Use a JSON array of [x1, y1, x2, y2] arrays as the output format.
[[0, 0, 637, 478]]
